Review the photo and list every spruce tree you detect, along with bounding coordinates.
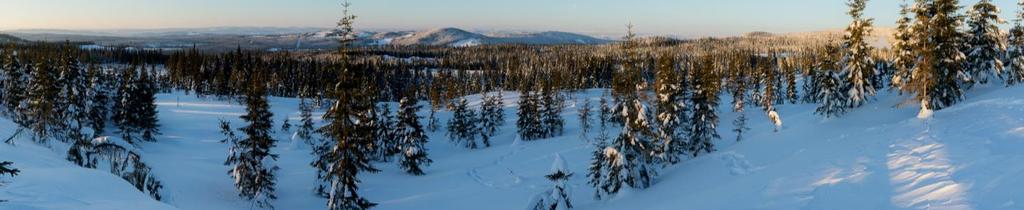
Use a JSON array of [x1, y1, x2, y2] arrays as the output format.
[[297, 98, 317, 147], [517, 85, 543, 141], [0, 45, 25, 116], [26, 51, 62, 143], [136, 68, 161, 142], [604, 29, 657, 192], [598, 96, 611, 129], [909, 0, 968, 113], [539, 82, 564, 139], [653, 54, 685, 164], [373, 103, 397, 161], [816, 69, 848, 118], [1007, 1, 1024, 86], [479, 93, 504, 146], [965, 0, 1006, 86], [395, 96, 432, 175], [688, 58, 721, 156], [85, 65, 110, 137], [892, 2, 916, 92], [528, 154, 573, 210], [841, 0, 877, 108], [447, 98, 479, 148], [316, 71, 379, 210], [225, 82, 278, 209], [0, 161, 16, 177], [577, 98, 593, 138]]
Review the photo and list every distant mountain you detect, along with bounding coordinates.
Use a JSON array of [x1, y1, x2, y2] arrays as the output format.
[[1, 27, 610, 51], [361, 27, 609, 47], [0, 33, 25, 43]]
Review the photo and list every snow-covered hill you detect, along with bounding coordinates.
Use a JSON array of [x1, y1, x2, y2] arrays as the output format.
[[368, 28, 609, 47], [3, 84, 1024, 209]]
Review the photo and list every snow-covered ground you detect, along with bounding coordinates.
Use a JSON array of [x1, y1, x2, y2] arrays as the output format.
[[3, 85, 1024, 209]]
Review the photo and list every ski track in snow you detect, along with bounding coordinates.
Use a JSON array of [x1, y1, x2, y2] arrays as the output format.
[[887, 123, 972, 210]]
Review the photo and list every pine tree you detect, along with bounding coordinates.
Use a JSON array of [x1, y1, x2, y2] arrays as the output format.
[[965, 0, 1006, 86], [447, 98, 479, 148], [395, 96, 432, 175], [1007, 1, 1024, 86], [653, 54, 685, 164], [225, 82, 278, 209], [528, 154, 573, 210], [892, 2, 916, 92], [842, 0, 878, 108]]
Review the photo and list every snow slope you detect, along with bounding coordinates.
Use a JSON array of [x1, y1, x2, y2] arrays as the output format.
[[3, 85, 1024, 209]]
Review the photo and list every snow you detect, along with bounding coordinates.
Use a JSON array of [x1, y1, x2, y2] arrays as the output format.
[[450, 38, 482, 47], [4, 86, 1024, 209]]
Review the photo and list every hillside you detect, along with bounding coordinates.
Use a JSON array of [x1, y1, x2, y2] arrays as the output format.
[[372, 28, 609, 47], [3, 83, 1024, 209]]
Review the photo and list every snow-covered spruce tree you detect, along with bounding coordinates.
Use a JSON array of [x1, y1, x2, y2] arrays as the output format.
[[479, 93, 504, 147], [225, 82, 278, 209], [688, 58, 721, 156], [517, 84, 543, 141], [528, 154, 573, 210], [85, 65, 111, 137], [577, 98, 593, 138], [426, 106, 440, 132], [56, 45, 90, 143], [587, 132, 622, 200], [0, 45, 26, 116], [0, 161, 17, 202], [395, 95, 432, 175], [891, 2, 916, 92], [112, 65, 160, 144], [908, 0, 967, 114], [25, 50, 63, 143], [296, 98, 318, 147], [728, 61, 750, 142], [87, 136, 164, 200], [539, 82, 565, 139], [603, 32, 657, 192], [448, 98, 480, 148], [816, 69, 848, 118], [1007, 1, 1024, 86], [315, 72, 380, 209], [372, 103, 398, 161], [598, 96, 611, 129], [653, 54, 686, 164], [136, 68, 161, 142], [841, 0, 877, 108], [965, 0, 1006, 87], [281, 117, 291, 134]]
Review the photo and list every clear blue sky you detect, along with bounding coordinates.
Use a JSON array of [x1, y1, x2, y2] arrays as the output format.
[[0, 0, 1020, 37]]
